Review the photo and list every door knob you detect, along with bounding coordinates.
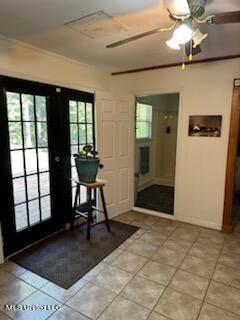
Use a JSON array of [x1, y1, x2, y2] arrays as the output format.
[[55, 156, 61, 163]]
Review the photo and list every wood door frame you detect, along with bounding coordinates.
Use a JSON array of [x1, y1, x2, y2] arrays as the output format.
[[222, 79, 240, 233]]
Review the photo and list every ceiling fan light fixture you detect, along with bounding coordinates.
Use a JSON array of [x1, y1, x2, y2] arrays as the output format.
[[173, 24, 193, 44], [166, 37, 181, 50], [192, 28, 208, 47]]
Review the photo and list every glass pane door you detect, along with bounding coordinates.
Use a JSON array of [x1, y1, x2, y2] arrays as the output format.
[[69, 100, 95, 208], [7, 91, 51, 232], [0, 76, 95, 256]]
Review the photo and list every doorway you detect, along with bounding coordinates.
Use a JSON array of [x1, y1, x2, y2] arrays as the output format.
[[134, 93, 179, 215], [0, 76, 95, 256]]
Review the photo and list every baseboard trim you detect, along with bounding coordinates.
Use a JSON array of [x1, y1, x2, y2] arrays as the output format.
[[132, 207, 222, 231], [153, 178, 174, 187], [222, 224, 233, 233], [133, 206, 174, 220], [175, 215, 222, 230], [138, 180, 153, 192]]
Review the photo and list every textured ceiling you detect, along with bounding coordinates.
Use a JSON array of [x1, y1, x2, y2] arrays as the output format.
[[0, 0, 239, 72]]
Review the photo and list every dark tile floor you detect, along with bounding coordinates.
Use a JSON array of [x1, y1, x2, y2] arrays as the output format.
[[135, 185, 174, 215]]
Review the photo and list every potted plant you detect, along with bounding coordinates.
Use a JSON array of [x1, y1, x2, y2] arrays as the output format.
[[73, 144, 103, 183]]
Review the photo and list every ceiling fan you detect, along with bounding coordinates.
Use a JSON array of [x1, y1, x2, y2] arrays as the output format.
[[106, 0, 240, 67]]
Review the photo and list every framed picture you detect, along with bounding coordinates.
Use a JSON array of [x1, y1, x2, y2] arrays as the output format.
[[188, 115, 222, 137]]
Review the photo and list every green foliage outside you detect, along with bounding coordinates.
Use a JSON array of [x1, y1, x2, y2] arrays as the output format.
[[69, 100, 93, 149], [7, 92, 48, 150], [136, 103, 152, 139]]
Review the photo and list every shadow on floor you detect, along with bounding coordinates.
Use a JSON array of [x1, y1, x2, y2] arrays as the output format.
[[135, 184, 174, 215]]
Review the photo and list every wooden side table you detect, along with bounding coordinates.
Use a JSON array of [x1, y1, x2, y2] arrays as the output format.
[[71, 178, 111, 240]]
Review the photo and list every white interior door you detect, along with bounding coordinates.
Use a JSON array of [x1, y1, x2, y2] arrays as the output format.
[[96, 92, 134, 218]]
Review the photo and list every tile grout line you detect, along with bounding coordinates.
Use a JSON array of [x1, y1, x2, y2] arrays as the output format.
[[195, 232, 225, 320], [149, 226, 201, 319], [93, 220, 176, 320]]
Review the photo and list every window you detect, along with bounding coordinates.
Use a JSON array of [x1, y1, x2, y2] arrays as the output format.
[[136, 103, 152, 139], [69, 100, 95, 206], [7, 92, 51, 231]]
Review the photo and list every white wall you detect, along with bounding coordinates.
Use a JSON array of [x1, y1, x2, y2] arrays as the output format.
[[112, 59, 240, 229], [0, 35, 111, 92], [154, 94, 179, 186]]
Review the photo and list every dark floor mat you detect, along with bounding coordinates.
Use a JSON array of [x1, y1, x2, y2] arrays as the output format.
[[10, 221, 138, 289], [135, 184, 174, 215]]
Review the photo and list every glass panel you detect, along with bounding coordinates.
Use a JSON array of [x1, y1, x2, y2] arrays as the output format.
[[11, 150, 24, 178], [38, 148, 49, 172], [79, 145, 84, 153], [8, 122, 22, 150], [71, 166, 78, 180], [71, 145, 78, 166], [29, 200, 40, 225], [137, 104, 146, 120], [22, 94, 34, 121], [41, 196, 51, 221], [25, 149, 37, 174], [15, 203, 28, 231], [36, 96, 47, 121], [69, 100, 77, 122], [80, 186, 87, 203], [79, 124, 86, 144], [13, 178, 26, 204], [71, 186, 87, 205], [86, 103, 93, 123], [69, 99, 94, 208], [72, 187, 76, 206], [7, 92, 21, 121], [39, 172, 50, 196], [23, 122, 36, 149], [27, 175, 39, 200], [70, 124, 78, 145], [78, 102, 85, 122], [37, 123, 48, 147], [136, 122, 150, 139], [87, 124, 93, 144]]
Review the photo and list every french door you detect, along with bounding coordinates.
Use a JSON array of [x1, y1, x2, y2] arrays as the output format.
[[0, 76, 95, 256], [63, 88, 96, 213]]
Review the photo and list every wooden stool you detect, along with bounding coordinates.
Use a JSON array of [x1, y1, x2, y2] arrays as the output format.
[[71, 179, 111, 240]]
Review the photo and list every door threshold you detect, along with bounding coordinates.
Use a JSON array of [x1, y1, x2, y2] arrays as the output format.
[[5, 228, 65, 261], [133, 206, 175, 220]]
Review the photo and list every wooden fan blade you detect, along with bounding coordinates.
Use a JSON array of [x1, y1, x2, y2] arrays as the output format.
[[211, 11, 240, 24], [106, 28, 162, 48], [164, 0, 190, 16]]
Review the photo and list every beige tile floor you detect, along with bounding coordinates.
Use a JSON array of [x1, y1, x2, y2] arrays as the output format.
[[1, 211, 240, 319]]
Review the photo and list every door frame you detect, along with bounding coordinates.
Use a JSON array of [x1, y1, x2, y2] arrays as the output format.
[[132, 87, 183, 219], [222, 79, 240, 233]]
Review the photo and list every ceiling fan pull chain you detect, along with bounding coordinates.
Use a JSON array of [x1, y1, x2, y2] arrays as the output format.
[[189, 39, 193, 62], [181, 45, 186, 71]]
